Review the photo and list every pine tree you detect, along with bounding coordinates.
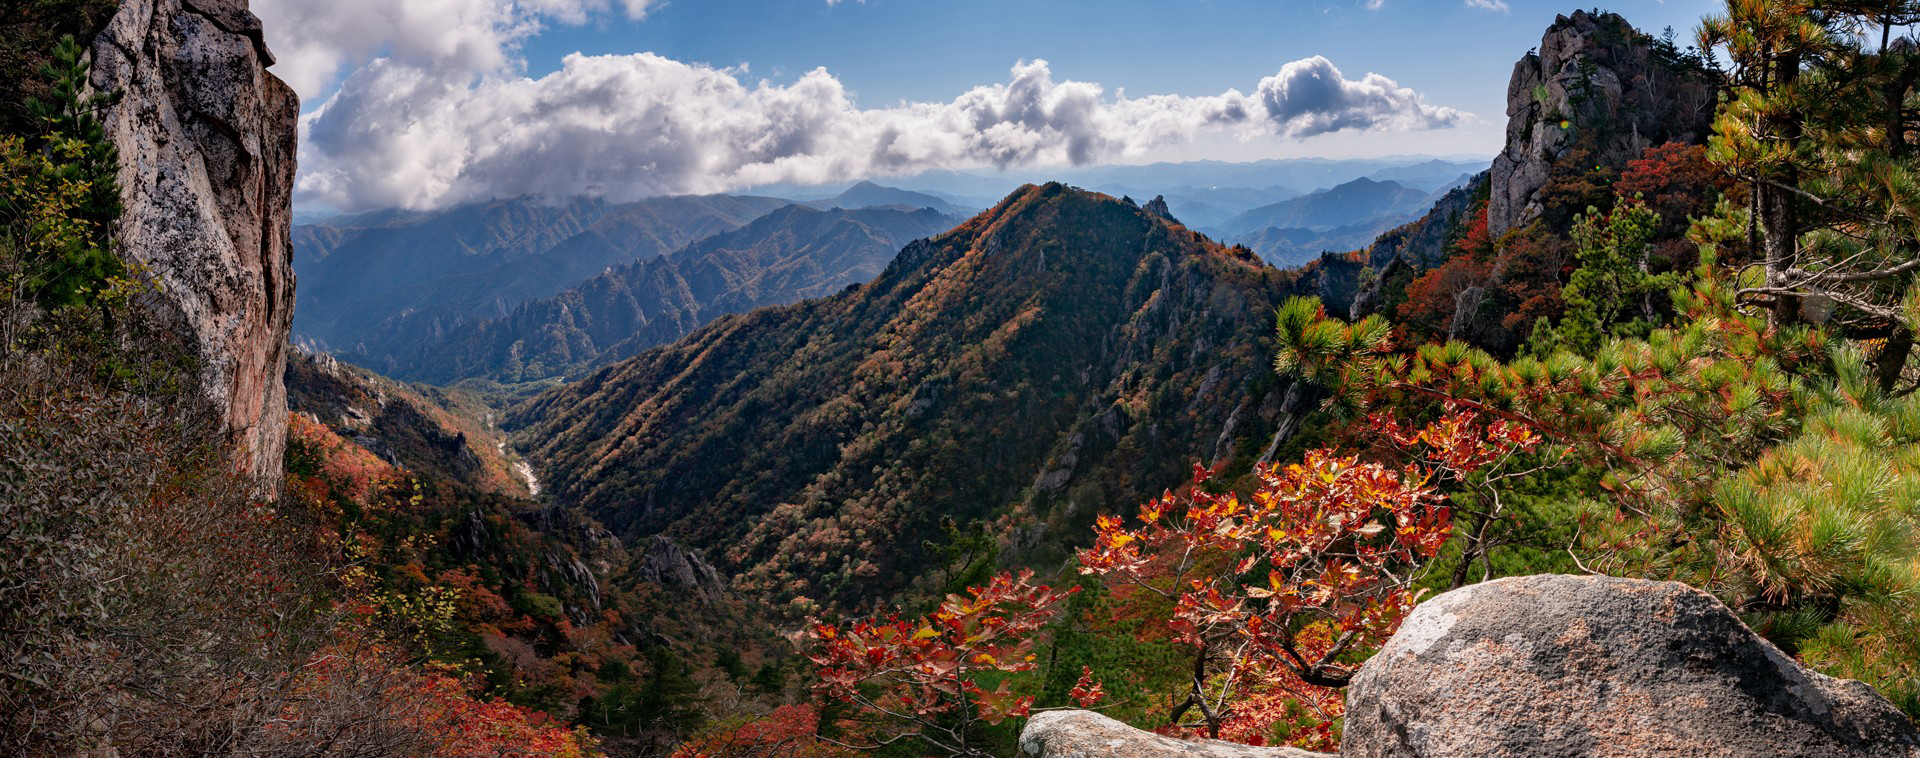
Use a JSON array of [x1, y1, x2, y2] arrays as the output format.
[[1703, 2, 1920, 389], [1556, 201, 1676, 350]]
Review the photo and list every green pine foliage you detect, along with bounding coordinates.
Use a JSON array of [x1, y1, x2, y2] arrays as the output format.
[[1553, 202, 1679, 351], [2, 34, 126, 313]]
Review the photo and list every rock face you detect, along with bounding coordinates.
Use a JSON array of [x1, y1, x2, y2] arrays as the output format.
[[1348, 174, 1488, 320], [1020, 711, 1331, 758], [90, 0, 298, 485], [1344, 574, 1920, 757], [636, 535, 727, 605], [1489, 11, 1716, 237]]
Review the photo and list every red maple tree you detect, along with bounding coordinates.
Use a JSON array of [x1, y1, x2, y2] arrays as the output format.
[[807, 569, 1074, 756], [1079, 410, 1540, 748]]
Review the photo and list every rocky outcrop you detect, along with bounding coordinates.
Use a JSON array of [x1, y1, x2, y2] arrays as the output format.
[[1343, 574, 1920, 757], [1019, 575, 1920, 757], [1348, 175, 1487, 320], [1489, 10, 1716, 237], [90, 0, 298, 485], [636, 535, 727, 605], [1020, 711, 1331, 758], [1143, 195, 1175, 221]]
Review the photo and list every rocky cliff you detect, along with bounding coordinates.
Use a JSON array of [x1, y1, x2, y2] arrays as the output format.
[[1347, 174, 1487, 320], [90, 0, 299, 484], [1489, 10, 1716, 237]]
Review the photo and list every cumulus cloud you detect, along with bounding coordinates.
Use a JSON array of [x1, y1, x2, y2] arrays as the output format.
[[295, 52, 1466, 211], [254, 0, 656, 98]]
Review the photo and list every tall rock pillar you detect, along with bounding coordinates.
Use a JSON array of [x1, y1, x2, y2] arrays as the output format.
[[89, 0, 298, 486], [1488, 10, 1717, 237]]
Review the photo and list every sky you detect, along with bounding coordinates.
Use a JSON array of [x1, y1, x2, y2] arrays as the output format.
[[253, 0, 1724, 213]]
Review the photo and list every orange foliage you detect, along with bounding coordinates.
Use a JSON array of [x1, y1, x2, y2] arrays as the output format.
[[274, 641, 596, 757], [809, 570, 1077, 754], [1398, 204, 1495, 336], [289, 412, 398, 503], [671, 705, 847, 758], [1081, 410, 1540, 748]]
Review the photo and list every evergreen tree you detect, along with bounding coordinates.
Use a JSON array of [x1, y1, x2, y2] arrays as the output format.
[[1703, 2, 1920, 388], [1557, 201, 1676, 350], [3, 34, 123, 310]]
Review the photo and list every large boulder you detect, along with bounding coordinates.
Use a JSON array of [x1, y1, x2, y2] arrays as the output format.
[[1020, 710, 1332, 758], [90, 0, 298, 486], [1343, 574, 1920, 757], [1488, 11, 1717, 237]]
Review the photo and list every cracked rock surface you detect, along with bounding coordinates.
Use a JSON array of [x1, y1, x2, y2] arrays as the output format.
[[1343, 574, 1920, 758], [91, 0, 298, 486]]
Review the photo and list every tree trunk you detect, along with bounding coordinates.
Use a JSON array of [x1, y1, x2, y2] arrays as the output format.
[[1765, 53, 1804, 326], [1879, 326, 1913, 392]]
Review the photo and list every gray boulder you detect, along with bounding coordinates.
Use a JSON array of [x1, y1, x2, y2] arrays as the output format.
[[1343, 574, 1920, 757], [1020, 710, 1331, 758]]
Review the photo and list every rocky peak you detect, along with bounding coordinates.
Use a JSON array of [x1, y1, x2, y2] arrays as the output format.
[[91, 0, 299, 487], [1143, 194, 1175, 221], [1489, 10, 1717, 237]]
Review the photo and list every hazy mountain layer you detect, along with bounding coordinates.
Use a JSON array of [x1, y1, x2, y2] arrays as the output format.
[[352, 204, 959, 383], [292, 194, 792, 352]]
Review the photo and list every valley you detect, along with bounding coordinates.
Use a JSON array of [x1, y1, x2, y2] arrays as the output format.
[[13, 2, 1920, 757]]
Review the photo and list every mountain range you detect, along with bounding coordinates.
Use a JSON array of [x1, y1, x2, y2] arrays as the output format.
[[356, 204, 960, 383], [291, 159, 1483, 383], [506, 184, 1322, 608], [292, 194, 792, 353]]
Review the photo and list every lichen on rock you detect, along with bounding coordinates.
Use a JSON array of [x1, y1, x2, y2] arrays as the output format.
[[1343, 574, 1920, 758], [90, 0, 299, 486]]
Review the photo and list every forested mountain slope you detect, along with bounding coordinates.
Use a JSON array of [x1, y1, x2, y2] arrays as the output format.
[[509, 184, 1311, 609]]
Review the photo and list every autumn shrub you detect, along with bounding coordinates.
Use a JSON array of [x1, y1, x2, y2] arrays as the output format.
[[807, 569, 1078, 757]]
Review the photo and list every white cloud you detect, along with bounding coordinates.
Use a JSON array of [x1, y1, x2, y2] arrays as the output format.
[[295, 54, 1466, 211], [258, 0, 1468, 212], [254, 0, 654, 99], [1464, 0, 1510, 10]]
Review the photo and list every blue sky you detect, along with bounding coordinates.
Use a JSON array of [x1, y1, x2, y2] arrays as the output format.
[[254, 0, 1725, 212], [522, 0, 1720, 121]]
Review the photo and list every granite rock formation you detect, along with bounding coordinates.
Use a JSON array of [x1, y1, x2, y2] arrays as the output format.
[[1343, 575, 1920, 757], [1020, 711, 1331, 758], [91, 0, 298, 485], [1488, 10, 1716, 237], [1020, 575, 1920, 757]]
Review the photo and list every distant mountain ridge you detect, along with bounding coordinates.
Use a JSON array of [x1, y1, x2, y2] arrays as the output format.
[[293, 194, 792, 353], [1217, 177, 1437, 237], [349, 204, 960, 383], [805, 181, 975, 216]]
